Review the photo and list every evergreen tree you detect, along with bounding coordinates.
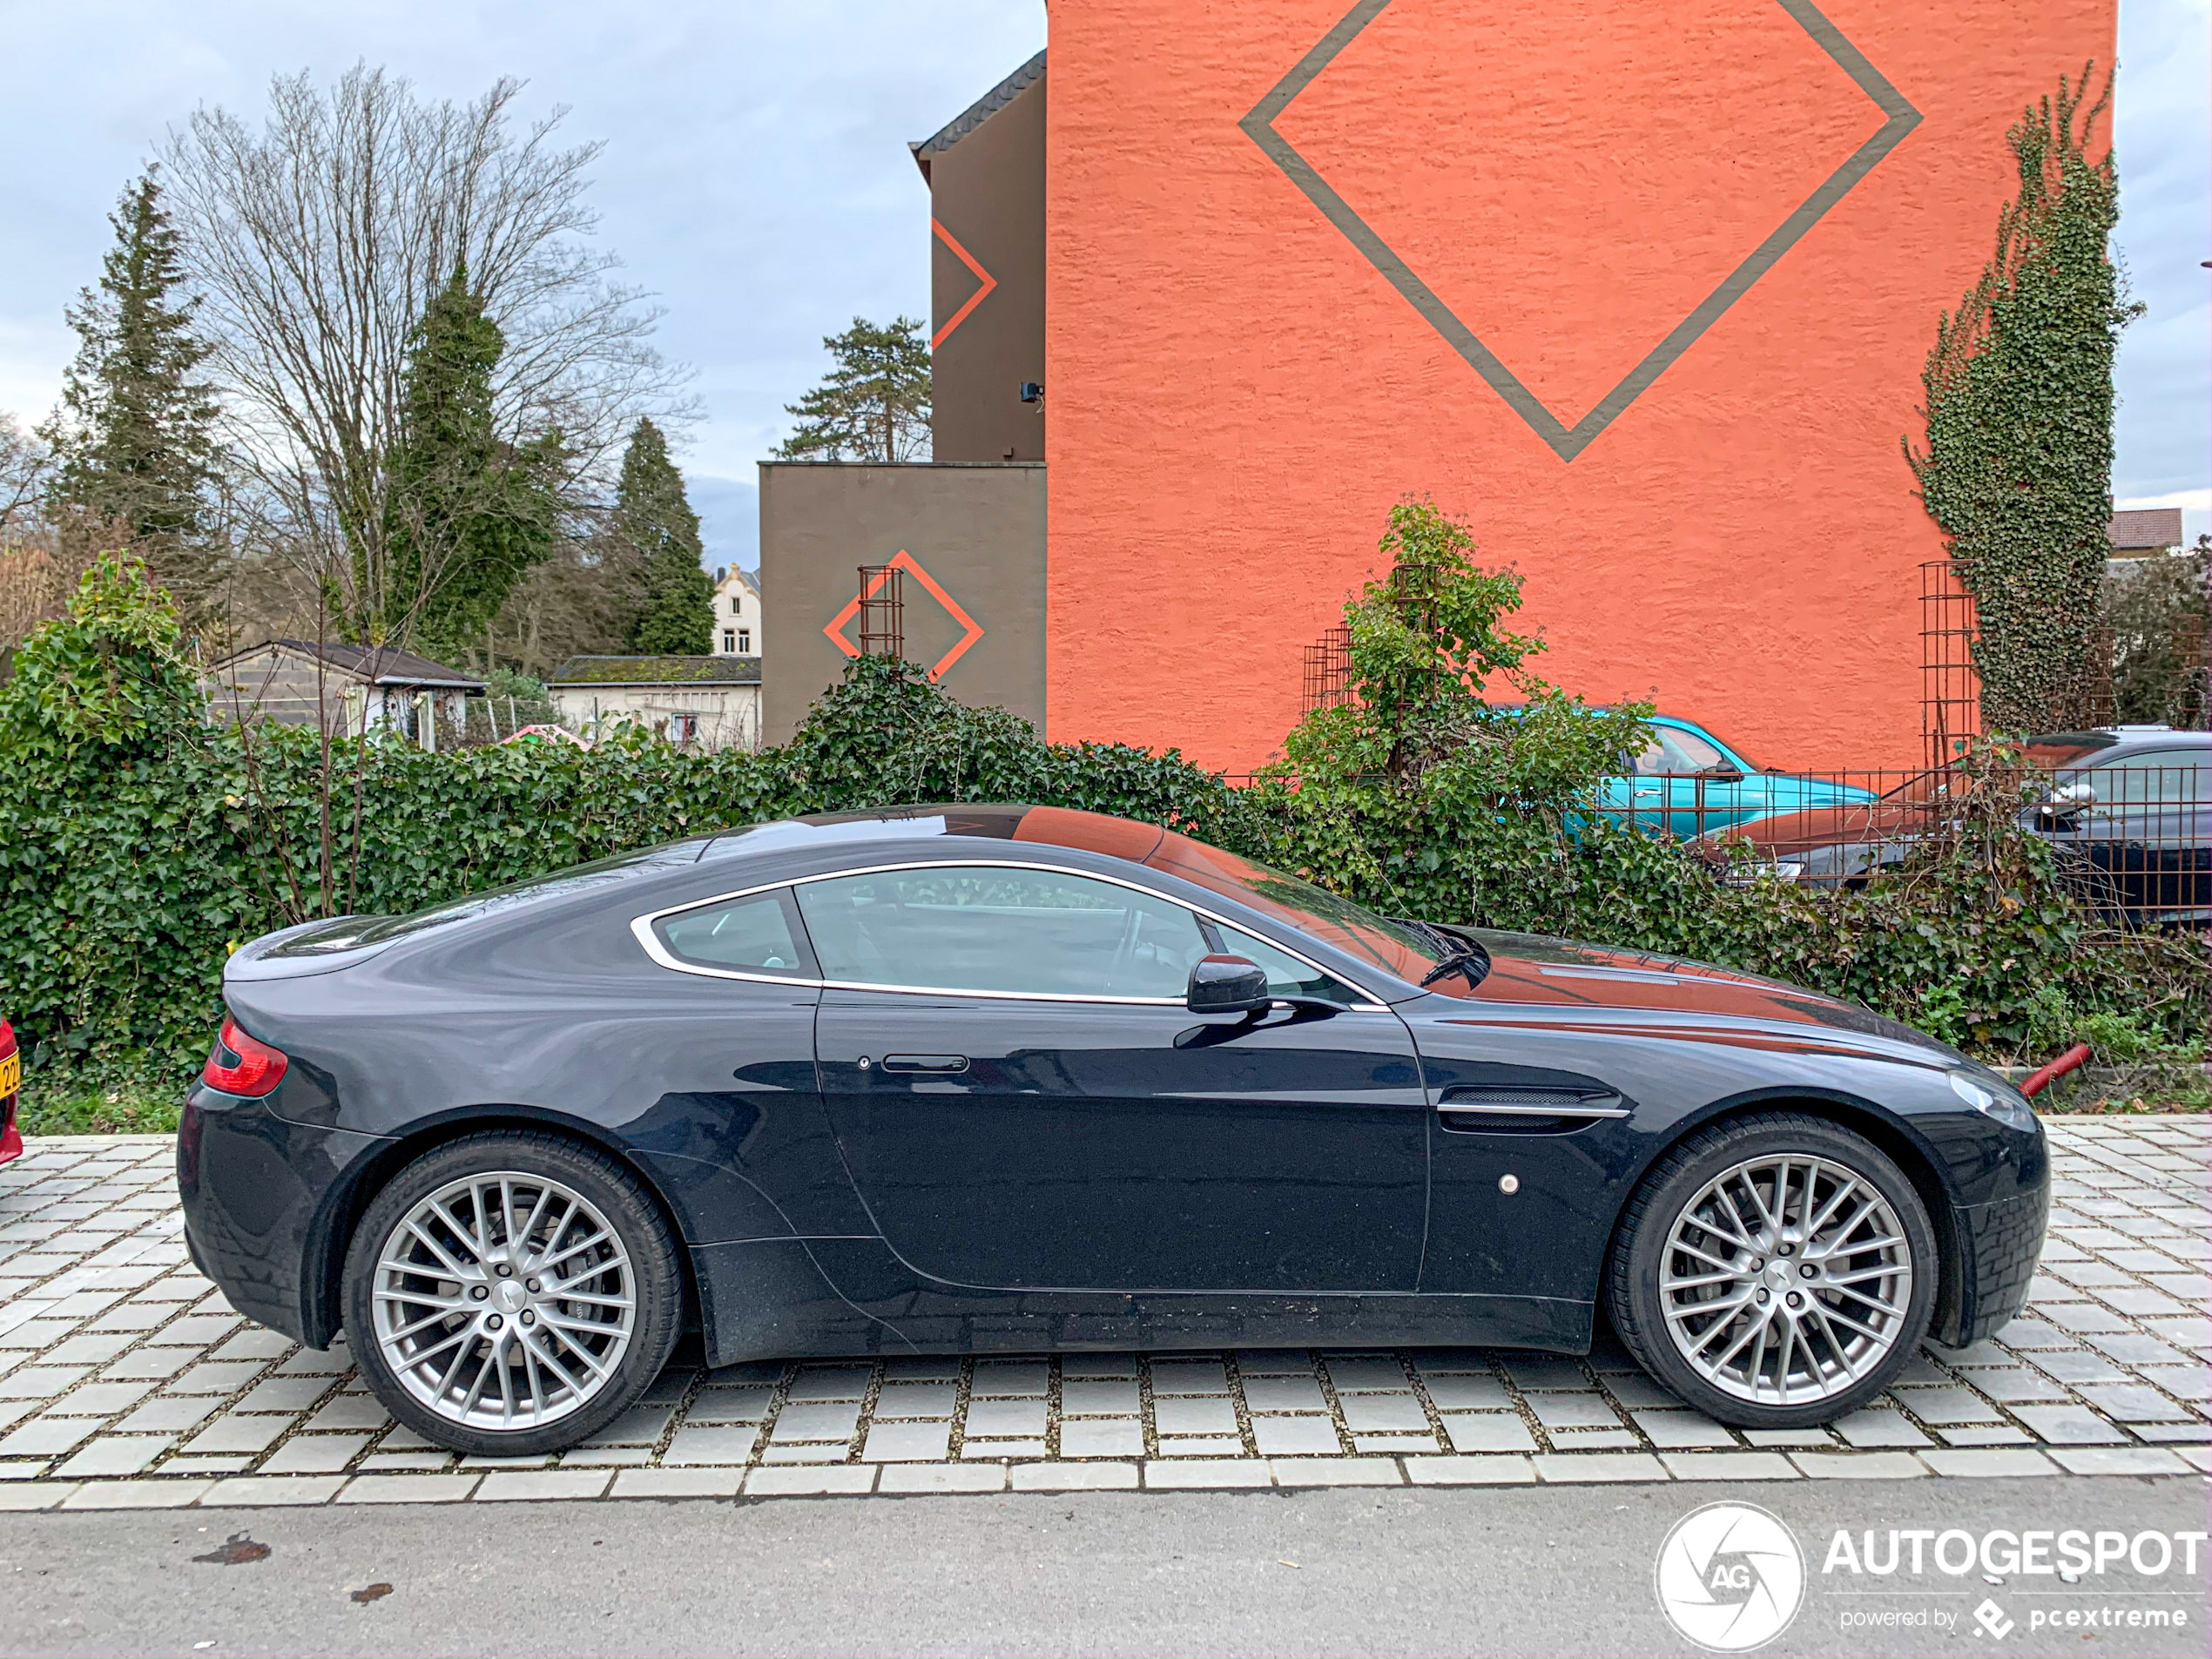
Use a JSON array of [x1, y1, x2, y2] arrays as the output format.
[[378, 269, 560, 657], [46, 170, 221, 614], [619, 418, 711, 653], [775, 317, 931, 462]]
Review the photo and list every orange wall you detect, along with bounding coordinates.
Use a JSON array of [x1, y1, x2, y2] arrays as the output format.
[[1045, 0, 2115, 772]]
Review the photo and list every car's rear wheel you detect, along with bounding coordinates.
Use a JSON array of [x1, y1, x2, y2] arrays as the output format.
[[343, 1131, 682, 1456], [1607, 1113, 1937, 1427]]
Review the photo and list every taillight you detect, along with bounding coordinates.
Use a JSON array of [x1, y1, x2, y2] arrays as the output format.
[[202, 1016, 289, 1097]]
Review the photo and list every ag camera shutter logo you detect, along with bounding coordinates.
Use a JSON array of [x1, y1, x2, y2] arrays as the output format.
[[1656, 1502, 1806, 1651]]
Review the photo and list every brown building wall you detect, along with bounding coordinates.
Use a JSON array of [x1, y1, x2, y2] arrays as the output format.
[[759, 461, 1047, 745], [921, 56, 1046, 463]]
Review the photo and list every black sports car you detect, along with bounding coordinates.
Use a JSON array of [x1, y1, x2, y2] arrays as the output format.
[[180, 806, 2048, 1455]]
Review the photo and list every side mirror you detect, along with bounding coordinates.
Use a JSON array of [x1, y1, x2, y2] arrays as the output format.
[[1701, 765, 1744, 784], [1187, 954, 1270, 1015], [2044, 781, 2096, 814]]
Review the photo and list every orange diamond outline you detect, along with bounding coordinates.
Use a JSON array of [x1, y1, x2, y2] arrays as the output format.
[[822, 549, 987, 682]]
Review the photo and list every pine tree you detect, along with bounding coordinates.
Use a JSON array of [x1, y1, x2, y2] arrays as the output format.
[[619, 418, 711, 653], [775, 317, 932, 462], [378, 269, 560, 656], [46, 170, 221, 614]]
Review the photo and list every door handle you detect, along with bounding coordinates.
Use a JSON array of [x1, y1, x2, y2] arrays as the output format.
[[881, 1054, 969, 1074]]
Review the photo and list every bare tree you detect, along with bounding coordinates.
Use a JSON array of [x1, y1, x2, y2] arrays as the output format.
[[0, 412, 49, 538], [161, 64, 691, 644]]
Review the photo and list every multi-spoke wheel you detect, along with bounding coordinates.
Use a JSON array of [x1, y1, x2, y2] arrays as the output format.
[[1608, 1115, 1937, 1428], [344, 1132, 681, 1456]]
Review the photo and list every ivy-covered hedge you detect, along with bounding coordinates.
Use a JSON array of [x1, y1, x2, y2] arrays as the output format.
[[3, 559, 2205, 1086]]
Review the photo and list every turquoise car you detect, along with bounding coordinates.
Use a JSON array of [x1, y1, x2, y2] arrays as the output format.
[[1605, 714, 1875, 839]]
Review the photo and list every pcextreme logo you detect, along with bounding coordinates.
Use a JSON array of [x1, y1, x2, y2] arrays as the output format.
[[1655, 1502, 1806, 1651]]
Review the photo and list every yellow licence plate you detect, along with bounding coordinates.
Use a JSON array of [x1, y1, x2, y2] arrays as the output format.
[[0, 1051, 17, 1096]]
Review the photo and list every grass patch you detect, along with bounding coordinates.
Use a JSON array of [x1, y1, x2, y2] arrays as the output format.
[[17, 1078, 181, 1136]]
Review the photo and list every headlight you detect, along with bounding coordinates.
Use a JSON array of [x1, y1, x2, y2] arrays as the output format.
[[1951, 1069, 2036, 1131], [1720, 858, 1805, 887]]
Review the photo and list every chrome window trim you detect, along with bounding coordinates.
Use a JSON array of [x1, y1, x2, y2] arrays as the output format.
[[629, 857, 1393, 1010]]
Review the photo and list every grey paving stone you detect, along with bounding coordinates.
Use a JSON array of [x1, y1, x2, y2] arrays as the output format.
[[2074, 1384, 2192, 1422], [1918, 1448, 2060, 1477], [964, 1398, 1045, 1438], [1239, 1376, 1325, 1414], [260, 1435, 369, 1474], [1231, 1351, 1311, 1375], [1533, 1453, 1667, 1483], [1632, 1412, 1737, 1449], [0, 1366, 91, 1396], [1440, 1413, 1537, 1453], [560, 1447, 651, 1467], [1059, 1379, 1138, 1416], [2136, 1366, 2212, 1402], [959, 1438, 1046, 1459], [0, 1417, 94, 1457], [1972, 1367, 2071, 1403], [1528, 1393, 1622, 1431], [1660, 1453, 1799, 1480], [1058, 1419, 1143, 1459], [971, 1360, 1049, 1395], [1251, 1416, 1342, 1456], [2009, 1405, 2128, 1445], [1321, 1358, 1406, 1393], [165, 1361, 262, 1395], [472, 1469, 615, 1501], [200, 1474, 347, 1506], [1503, 1358, 1589, 1391], [1271, 1457, 1401, 1486], [610, 1467, 744, 1498], [1790, 1452, 1926, 1480], [1339, 1393, 1427, 1433], [1887, 1386, 2000, 1426], [2085, 1332, 2188, 1366], [2046, 1447, 2194, 1476], [57, 1478, 215, 1510], [1994, 1319, 2071, 1350], [663, 1426, 762, 1466], [1147, 1360, 1228, 1394], [210, 1329, 294, 1361], [685, 1387, 773, 1424], [769, 1400, 861, 1442], [2033, 1350, 2127, 1384], [1934, 1426, 2033, 1447], [112, 1398, 216, 1434], [2095, 1286, 2186, 1318], [52, 1435, 171, 1477], [745, 1466, 875, 1496], [1157, 1435, 1244, 1457], [303, 1396, 391, 1433], [862, 1420, 954, 1461], [1009, 1460, 1136, 1490], [336, 1475, 482, 1503], [784, 1366, 872, 1402], [1143, 1458, 1270, 1489], [42, 1334, 133, 1365], [878, 1463, 1005, 1494], [45, 1382, 152, 1417], [233, 1378, 333, 1413], [1595, 1374, 1683, 1410], [1153, 1396, 1238, 1437], [577, 1405, 674, 1447], [873, 1382, 956, 1418], [1404, 1454, 1534, 1485], [1421, 1375, 1509, 1412], [182, 1415, 288, 1455]]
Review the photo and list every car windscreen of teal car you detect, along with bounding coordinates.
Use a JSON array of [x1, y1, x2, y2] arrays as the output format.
[[1610, 716, 1874, 837], [1494, 707, 1875, 839]]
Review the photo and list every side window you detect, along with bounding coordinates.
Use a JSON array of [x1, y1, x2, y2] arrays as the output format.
[[2090, 751, 2209, 806], [792, 866, 1210, 998], [1215, 923, 1364, 1005], [653, 889, 813, 976]]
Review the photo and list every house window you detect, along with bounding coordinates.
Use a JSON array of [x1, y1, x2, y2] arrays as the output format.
[[722, 630, 736, 652], [731, 595, 743, 616], [737, 629, 751, 652], [669, 712, 701, 744]]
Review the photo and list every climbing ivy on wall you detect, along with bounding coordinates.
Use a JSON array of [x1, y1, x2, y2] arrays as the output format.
[[1907, 66, 2138, 737]]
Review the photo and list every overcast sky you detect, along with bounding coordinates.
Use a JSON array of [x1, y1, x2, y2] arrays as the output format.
[[0, 0, 2203, 569]]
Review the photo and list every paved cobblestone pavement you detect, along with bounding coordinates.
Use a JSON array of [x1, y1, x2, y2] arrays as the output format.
[[0, 1117, 2205, 1509]]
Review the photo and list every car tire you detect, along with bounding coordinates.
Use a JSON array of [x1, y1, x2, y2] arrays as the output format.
[[1606, 1112, 1938, 1428], [343, 1130, 683, 1457]]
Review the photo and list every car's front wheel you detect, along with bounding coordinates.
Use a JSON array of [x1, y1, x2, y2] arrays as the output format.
[[1607, 1112, 1937, 1427], [343, 1130, 682, 1456]]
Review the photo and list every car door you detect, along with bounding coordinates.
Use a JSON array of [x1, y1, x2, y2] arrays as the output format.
[[2052, 749, 2212, 922], [795, 861, 1429, 1293]]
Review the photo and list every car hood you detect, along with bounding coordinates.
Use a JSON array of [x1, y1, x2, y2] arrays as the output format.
[[1450, 929, 1964, 1065], [1703, 797, 1933, 855]]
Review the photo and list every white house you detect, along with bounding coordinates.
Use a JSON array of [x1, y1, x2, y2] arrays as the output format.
[[549, 655, 762, 751], [711, 566, 762, 659]]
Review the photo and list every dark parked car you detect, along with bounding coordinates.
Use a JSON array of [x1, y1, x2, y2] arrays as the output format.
[[180, 806, 2047, 1455], [1704, 728, 2212, 924]]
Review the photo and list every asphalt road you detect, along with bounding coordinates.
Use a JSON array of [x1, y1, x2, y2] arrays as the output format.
[[3, 1476, 2207, 1657]]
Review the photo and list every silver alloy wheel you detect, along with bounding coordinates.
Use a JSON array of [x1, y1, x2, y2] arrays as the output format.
[[369, 1170, 636, 1432], [1658, 1153, 1913, 1406]]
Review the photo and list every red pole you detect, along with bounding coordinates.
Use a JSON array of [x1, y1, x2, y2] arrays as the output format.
[[2020, 1042, 2093, 1099]]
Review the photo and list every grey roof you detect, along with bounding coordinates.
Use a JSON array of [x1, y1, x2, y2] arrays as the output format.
[[233, 639, 486, 690], [2109, 508, 2185, 550], [910, 51, 1044, 179], [550, 655, 762, 688]]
